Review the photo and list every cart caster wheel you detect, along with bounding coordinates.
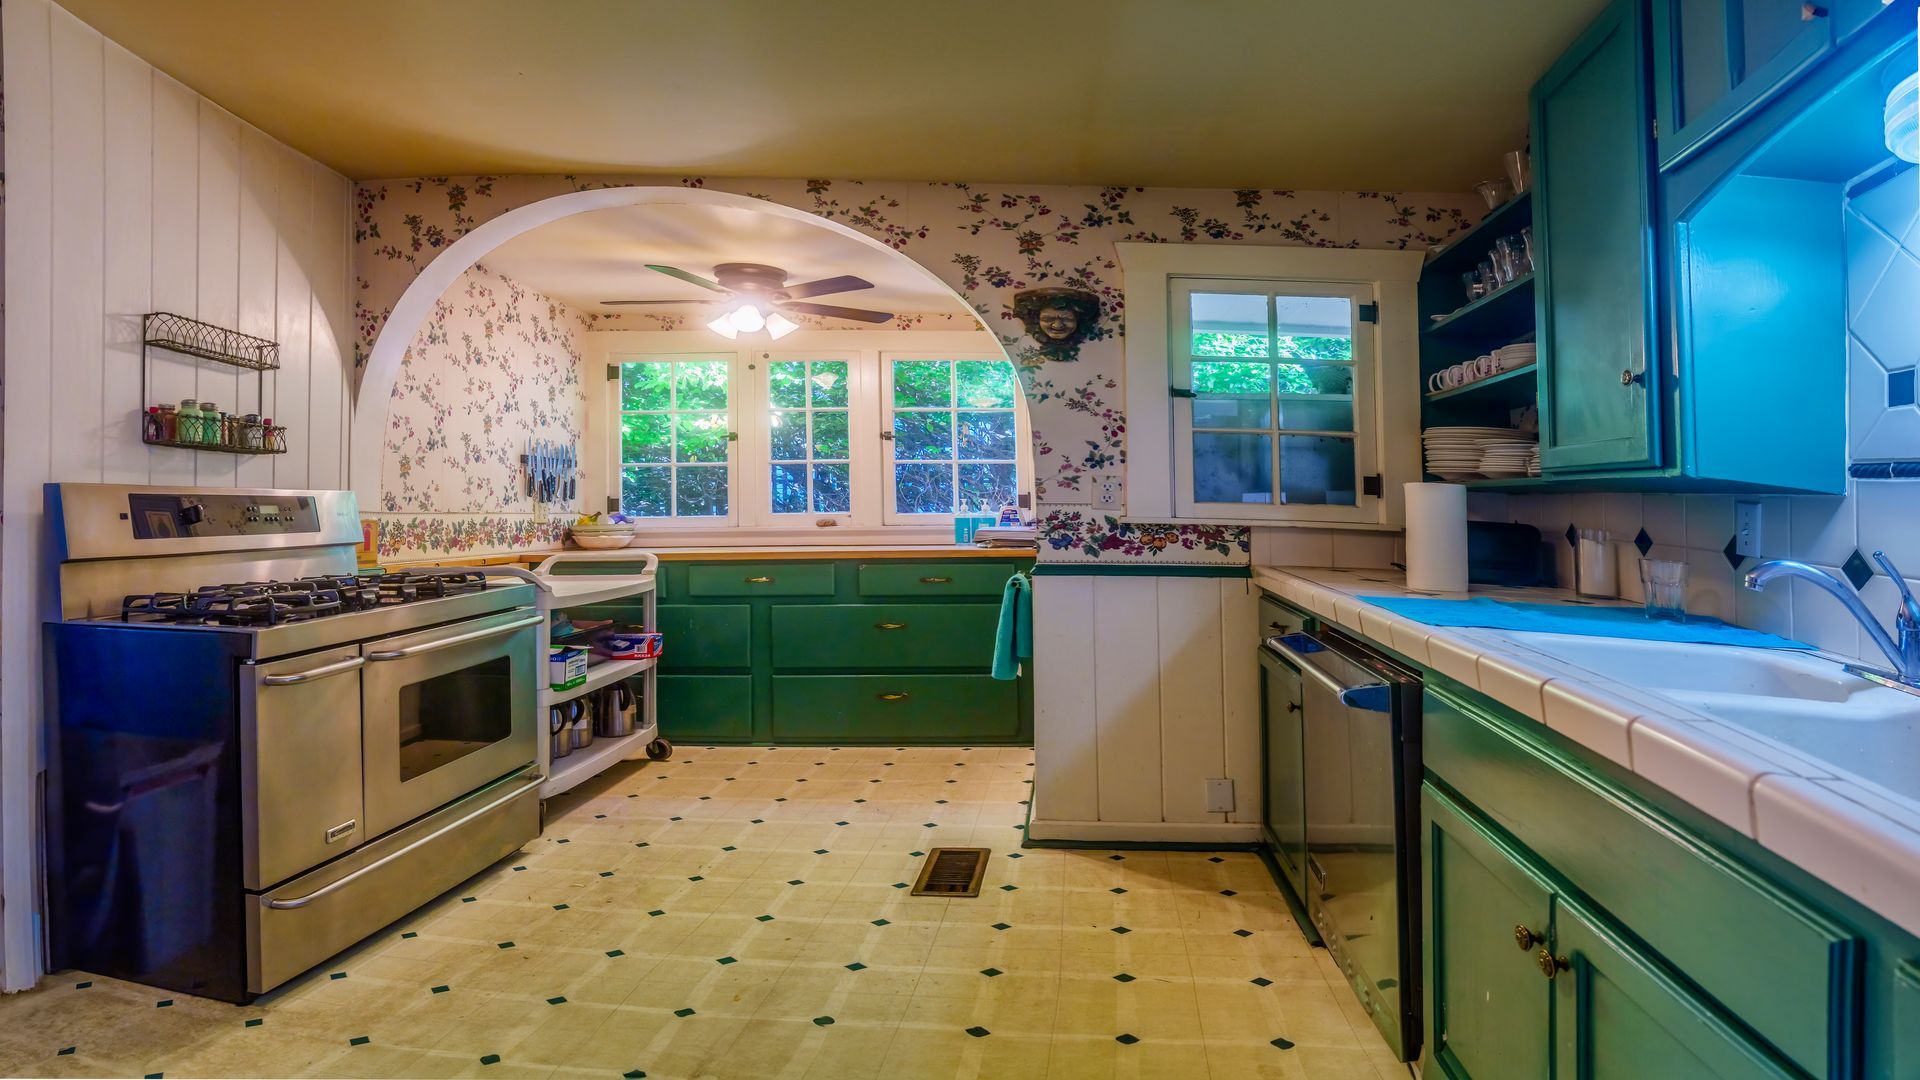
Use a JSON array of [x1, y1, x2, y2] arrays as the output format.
[[646, 738, 674, 761]]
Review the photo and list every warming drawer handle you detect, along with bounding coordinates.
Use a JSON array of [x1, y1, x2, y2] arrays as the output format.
[[745, 575, 775, 584], [876, 692, 910, 702], [262, 777, 538, 909], [365, 613, 544, 661], [919, 576, 953, 584], [262, 656, 366, 685], [874, 622, 908, 631], [1266, 634, 1393, 713]]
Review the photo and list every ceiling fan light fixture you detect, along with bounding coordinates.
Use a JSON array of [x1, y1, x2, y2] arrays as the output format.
[[766, 312, 799, 340], [707, 313, 740, 339], [730, 304, 766, 334]]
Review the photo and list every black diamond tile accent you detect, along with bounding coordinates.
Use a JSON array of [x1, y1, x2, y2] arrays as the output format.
[[788, 879, 805, 886], [1220, 890, 1237, 897], [1111, 926, 1131, 935], [634, 842, 650, 848], [1844, 549, 1875, 591], [1723, 534, 1745, 571], [1000, 884, 1018, 892], [1116, 1034, 1140, 1045], [329, 972, 348, 980], [845, 962, 866, 971], [1113, 973, 1135, 983], [546, 996, 567, 1005], [553, 904, 569, 910], [910, 851, 925, 857], [721, 846, 736, 852], [892, 883, 909, 889], [1271, 1036, 1297, 1049], [1565, 523, 1578, 548], [1110, 887, 1127, 895], [349, 1036, 370, 1046], [624, 1072, 647, 1079], [689, 875, 704, 881], [813, 1016, 835, 1026], [1006, 853, 1023, 859], [674, 1008, 696, 1018], [1107, 855, 1125, 861], [872, 919, 891, 926], [923, 822, 938, 828], [1208, 857, 1224, 864], [1250, 977, 1272, 987], [606, 950, 625, 958], [156, 999, 174, 1008], [1233, 929, 1253, 938], [813, 849, 829, 855], [835, 821, 849, 826], [555, 838, 570, 844], [750, 818, 764, 824], [58, 1047, 75, 1056], [992, 922, 1011, 931], [966, 1026, 991, 1038], [647, 909, 665, 917], [980, 968, 1003, 977], [461, 897, 477, 903], [1634, 528, 1653, 557], [75, 981, 91, 989]]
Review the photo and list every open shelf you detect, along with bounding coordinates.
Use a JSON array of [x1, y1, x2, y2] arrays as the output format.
[[1425, 274, 1535, 339], [541, 655, 657, 708], [143, 312, 280, 371], [1425, 193, 1532, 274], [543, 725, 656, 798], [1425, 364, 1538, 408]]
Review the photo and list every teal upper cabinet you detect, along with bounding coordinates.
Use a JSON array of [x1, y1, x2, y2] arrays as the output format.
[[1532, 0, 1662, 473], [1651, 0, 1834, 166]]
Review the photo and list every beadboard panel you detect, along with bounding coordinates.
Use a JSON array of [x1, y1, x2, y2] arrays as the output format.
[[1031, 575, 1262, 840], [1, 0, 355, 991]]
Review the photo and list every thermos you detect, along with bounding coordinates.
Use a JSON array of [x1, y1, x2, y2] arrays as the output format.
[[595, 681, 639, 738]]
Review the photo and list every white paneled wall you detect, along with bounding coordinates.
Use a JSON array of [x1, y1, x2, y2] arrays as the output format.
[[1030, 575, 1265, 843], [1, 0, 355, 990]]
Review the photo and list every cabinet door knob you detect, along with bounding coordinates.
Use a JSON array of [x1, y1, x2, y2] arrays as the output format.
[[874, 622, 908, 631], [876, 692, 910, 702], [1537, 948, 1567, 980], [1513, 925, 1539, 951], [1620, 368, 1645, 387], [745, 576, 775, 584]]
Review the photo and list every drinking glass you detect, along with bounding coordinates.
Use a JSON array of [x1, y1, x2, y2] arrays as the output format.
[[1640, 559, 1689, 621]]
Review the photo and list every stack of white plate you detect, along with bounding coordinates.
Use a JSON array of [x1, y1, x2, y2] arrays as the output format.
[[1423, 426, 1520, 480], [1477, 434, 1539, 477], [1527, 446, 1542, 476], [1492, 342, 1537, 371]]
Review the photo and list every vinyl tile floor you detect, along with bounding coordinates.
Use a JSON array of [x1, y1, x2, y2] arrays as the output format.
[[0, 746, 1407, 1079]]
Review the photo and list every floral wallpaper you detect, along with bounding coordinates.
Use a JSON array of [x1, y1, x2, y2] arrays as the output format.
[[356, 176, 1481, 563], [372, 261, 587, 561]]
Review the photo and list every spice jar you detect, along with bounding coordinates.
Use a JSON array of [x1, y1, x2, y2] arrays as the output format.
[[143, 407, 163, 443], [199, 403, 221, 446], [241, 413, 263, 450], [177, 399, 201, 444], [156, 403, 177, 442]]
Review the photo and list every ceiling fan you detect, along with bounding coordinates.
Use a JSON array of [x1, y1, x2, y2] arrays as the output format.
[[601, 262, 894, 338]]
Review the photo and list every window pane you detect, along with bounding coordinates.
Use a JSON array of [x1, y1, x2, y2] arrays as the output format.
[[894, 463, 955, 514], [1277, 363, 1355, 431], [676, 466, 729, 517], [621, 466, 670, 517], [621, 363, 670, 411], [770, 463, 808, 514], [1194, 398, 1274, 429], [811, 410, 850, 459], [957, 411, 1016, 460], [676, 414, 730, 463], [894, 412, 953, 460], [959, 463, 1017, 511], [809, 361, 849, 408], [676, 360, 729, 410], [769, 410, 807, 460], [1279, 435, 1357, 506], [1189, 292, 1268, 356], [621, 413, 671, 463], [893, 361, 952, 407], [956, 361, 1017, 408], [1192, 361, 1270, 395], [1193, 432, 1274, 505], [813, 463, 852, 513], [769, 362, 807, 409], [1273, 295, 1352, 361]]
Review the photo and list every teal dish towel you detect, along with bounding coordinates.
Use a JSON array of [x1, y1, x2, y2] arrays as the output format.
[[1361, 596, 1813, 650], [994, 571, 1034, 680]]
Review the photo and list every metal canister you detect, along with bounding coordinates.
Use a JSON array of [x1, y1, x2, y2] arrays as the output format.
[[570, 696, 595, 750], [549, 704, 575, 760], [595, 681, 639, 738]]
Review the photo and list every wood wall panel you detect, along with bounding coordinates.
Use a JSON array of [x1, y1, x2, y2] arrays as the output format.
[[1219, 580, 1263, 823], [1093, 576, 1164, 823], [1032, 575, 1099, 823], [1156, 577, 1226, 823], [100, 41, 153, 484]]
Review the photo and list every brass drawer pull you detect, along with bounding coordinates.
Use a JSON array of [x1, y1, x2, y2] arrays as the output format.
[[874, 622, 908, 631], [876, 692, 910, 702], [919, 576, 952, 584], [1513, 925, 1539, 951], [1536, 949, 1567, 980], [745, 576, 775, 584]]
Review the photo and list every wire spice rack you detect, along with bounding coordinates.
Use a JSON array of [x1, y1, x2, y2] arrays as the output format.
[[140, 312, 289, 455]]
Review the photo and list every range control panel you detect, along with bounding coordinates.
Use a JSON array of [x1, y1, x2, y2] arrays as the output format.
[[126, 493, 321, 539]]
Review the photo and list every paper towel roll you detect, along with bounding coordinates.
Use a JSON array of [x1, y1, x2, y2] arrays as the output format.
[[1404, 483, 1468, 593]]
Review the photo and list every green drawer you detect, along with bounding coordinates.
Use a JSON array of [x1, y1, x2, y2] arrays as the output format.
[[656, 604, 751, 670], [686, 562, 836, 597], [659, 675, 753, 741], [1425, 683, 1861, 1078], [770, 674, 1021, 741], [771, 603, 999, 671], [855, 561, 1017, 598]]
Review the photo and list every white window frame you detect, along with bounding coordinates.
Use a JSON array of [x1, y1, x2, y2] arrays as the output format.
[[607, 352, 742, 528], [1170, 277, 1379, 525], [1116, 244, 1424, 529], [879, 352, 1030, 526], [743, 351, 877, 528]]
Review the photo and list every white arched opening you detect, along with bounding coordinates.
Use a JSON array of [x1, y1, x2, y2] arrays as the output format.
[[350, 185, 1011, 505]]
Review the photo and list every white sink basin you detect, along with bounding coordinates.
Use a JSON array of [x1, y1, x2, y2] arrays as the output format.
[[1487, 631, 1920, 804]]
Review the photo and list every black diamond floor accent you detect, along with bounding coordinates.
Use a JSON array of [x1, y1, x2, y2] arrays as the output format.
[[872, 919, 890, 926], [1113, 973, 1135, 983], [1250, 977, 1272, 986], [1207, 857, 1224, 864], [980, 968, 1002, 977], [756, 914, 775, 922], [546, 996, 567, 1005], [1109, 887, 1127, 894], [432, 985, 450, 993], [845, 962, 866, 971], [1220, 890, 1236, 897], [992, 922, 1011, 931], [965, 1026, 990, 1038], [1111, 926, 1131, 934], [813, 1016, 835, 1026], [674, 1008, 696, 1018], [1115, 1034, 1140, 1045], [606, 950, 625, 958]]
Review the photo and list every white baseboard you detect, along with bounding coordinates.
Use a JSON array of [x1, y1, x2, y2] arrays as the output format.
[[1026, 817, 1263, 845]]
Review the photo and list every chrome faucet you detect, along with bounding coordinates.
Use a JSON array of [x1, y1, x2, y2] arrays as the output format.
[[1743, 550, 1920, 696]]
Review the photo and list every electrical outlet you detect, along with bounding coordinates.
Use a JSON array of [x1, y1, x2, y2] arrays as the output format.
[[1096, 474, 1122, 510], [1734, 500, 1761, 558], [1205, 778, 1235, 814]]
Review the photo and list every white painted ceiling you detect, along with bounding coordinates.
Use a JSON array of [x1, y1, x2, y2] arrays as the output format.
[[56, 0, 1610, 190], [480, 203, 974, 318]]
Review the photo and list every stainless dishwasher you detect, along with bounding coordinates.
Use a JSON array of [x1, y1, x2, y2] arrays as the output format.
[[1261, 627, 1422, 1062]]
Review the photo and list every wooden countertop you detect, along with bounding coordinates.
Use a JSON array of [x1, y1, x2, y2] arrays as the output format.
[[380, 544, 1035, 570]]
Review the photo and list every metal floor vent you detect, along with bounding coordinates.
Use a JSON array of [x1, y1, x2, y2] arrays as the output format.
[[911, 847, 990, 897]]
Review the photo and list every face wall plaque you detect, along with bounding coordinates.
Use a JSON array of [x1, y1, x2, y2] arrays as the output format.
[[1012, 287, 1102, 363]]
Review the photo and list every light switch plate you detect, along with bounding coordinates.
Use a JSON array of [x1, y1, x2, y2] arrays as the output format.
[[1205, 777, 1235, 814], [1734, 500, 1761, 558]]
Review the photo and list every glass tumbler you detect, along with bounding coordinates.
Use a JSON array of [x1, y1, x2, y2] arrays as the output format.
[[1639, 559, 1689, 621]]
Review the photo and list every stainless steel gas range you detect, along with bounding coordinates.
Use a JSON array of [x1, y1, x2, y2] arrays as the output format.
[[43, 483, 542, 1002]]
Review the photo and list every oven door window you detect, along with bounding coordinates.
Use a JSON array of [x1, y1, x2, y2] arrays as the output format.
[[395, 655, 514, 782]]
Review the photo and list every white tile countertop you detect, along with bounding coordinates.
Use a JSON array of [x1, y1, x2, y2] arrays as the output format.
[[1253, 564, 1920, 941]]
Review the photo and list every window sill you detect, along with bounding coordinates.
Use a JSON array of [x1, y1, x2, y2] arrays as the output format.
[[624, 525, 959, 548]]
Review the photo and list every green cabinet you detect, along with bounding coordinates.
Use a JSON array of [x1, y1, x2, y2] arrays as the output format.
[[770, 674, 1021, 741], [1651, 0, 1833, 167], [657, 675, 753, 741], [855, 561, 1017, 597], [1532, 0, 1661, 474], [656, 604, 751, 670], [771, 603, 1000, 670], [687, 562, 836, 597]]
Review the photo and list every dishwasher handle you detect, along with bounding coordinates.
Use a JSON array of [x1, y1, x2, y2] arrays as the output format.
[[1264, 633, 1393, 713]]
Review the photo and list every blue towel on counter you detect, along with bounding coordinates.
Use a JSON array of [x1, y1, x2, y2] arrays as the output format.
[[993, 571, 1034, 680], [1361, 596, 1814, 650]]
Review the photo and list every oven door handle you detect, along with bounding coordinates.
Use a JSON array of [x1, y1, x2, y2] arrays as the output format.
[[365, 613, 544, 662], [262, 774, 539, 909], [261, 656, 366, 686], [1266, 633, 1392, 713]]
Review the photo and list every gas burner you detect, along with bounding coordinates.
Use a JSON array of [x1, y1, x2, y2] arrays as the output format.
[[369, 570, 491, 601], [117, 570, 491, 626]]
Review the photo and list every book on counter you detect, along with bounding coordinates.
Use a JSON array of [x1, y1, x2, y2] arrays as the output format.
[[973, 525, 1038, 549]]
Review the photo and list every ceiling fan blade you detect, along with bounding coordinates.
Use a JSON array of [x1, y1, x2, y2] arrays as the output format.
[[600, 299, 719, 306], [644, 264, 730, 293], [780, 301, 895, 325], [779, 274, 874, 300]]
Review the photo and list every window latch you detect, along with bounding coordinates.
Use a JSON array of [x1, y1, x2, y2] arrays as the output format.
[[605, 496, 620, 514], [1362, 475, 1383, 498], [1170, 386, 1197, 399], [726, 432, 740, 442], [880, 430, 895, 440]]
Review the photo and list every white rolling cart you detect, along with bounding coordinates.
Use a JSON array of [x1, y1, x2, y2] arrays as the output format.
[[489, 549, 669, 799]]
